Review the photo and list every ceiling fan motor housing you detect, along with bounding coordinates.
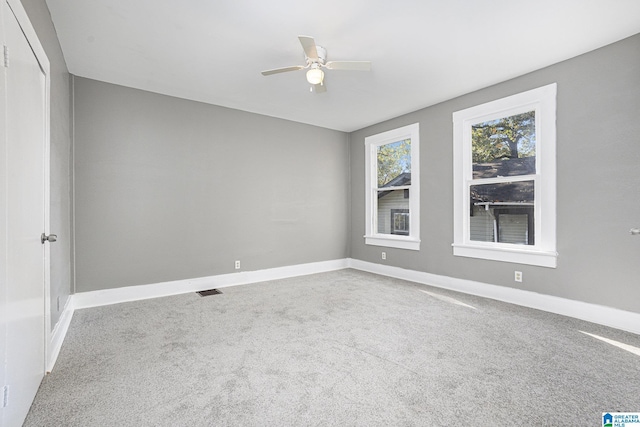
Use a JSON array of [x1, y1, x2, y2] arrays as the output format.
[[306, 45, 327, 66]]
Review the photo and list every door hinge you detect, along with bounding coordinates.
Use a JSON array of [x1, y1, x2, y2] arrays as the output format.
[[3, 45, 8, 68], [2, 385, 8, 408]]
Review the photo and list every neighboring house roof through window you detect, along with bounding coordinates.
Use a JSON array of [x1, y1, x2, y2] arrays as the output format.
[[378, 172, 411, 199], [471, 158, 534, 204]]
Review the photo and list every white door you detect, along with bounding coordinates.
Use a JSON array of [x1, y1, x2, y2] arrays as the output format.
[[2, 1, 48, 425]]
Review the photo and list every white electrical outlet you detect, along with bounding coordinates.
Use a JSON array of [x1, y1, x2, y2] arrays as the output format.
[[515, 271, 523, 282], [235, 260, 241, 270], [381, 252, 386, 260]]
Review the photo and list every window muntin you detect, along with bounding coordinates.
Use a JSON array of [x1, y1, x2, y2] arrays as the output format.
[[365, 123, 420, 250], [453, 84, 557, 267]]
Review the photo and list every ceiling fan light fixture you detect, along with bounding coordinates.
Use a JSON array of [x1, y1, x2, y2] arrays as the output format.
[[306, 67, 324, 85]]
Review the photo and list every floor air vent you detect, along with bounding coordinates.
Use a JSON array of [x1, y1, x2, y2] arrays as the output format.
[[197, 289, 222, 297]]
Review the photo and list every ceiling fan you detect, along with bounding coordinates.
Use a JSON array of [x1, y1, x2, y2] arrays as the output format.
[[261, 36, 372, 93]]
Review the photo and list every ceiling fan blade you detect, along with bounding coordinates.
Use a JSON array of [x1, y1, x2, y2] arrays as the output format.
[[261, 65, 304, 76], [298, 36, 318, 60], [314, 82, 326, 93], [325, 61, 372, 71]]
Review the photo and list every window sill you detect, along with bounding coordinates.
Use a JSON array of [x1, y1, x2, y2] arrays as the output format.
[[365, 235, 420, 251], [452, 243, 557, 268]]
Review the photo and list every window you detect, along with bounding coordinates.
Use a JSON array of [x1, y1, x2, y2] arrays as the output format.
[[453, 84, 557, 267], [365, 123, 420, 250]]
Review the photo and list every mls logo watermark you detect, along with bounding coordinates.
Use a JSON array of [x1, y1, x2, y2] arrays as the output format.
[[603, 412, 640, 427]]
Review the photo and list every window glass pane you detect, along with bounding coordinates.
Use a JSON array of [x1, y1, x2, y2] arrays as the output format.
[[377, 139, 411, 188], [470, 205, 495, 242], [470, 181, 534, 245], [498, 214, 529, 244], [391, 209, 410, 235], [472, 111, 535, 179], [470, 180, 534, 204], [377, 189, 409, 235]]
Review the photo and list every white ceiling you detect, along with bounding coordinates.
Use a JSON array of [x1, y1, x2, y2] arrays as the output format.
[[46, 0, 640, 132]]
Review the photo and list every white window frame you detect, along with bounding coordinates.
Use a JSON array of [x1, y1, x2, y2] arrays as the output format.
[[452, 84, 557, 267], [365, 123, 420, 250]]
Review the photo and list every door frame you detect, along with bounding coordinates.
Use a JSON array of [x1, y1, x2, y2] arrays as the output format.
[[2, 0, 51, 371]]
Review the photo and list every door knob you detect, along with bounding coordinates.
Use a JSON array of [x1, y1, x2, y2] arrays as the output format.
[[41, 233, 57, 244], [631, 228, 640, 236]]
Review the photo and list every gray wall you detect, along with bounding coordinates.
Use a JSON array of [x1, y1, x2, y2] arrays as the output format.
[[22, 0, 73, 328], [25, 0, 639, 318], [73, 77, 349, 292], [349, 33, 640, 314]]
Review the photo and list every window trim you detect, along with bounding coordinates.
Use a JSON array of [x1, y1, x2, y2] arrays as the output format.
[[452, 84, 557, 267], [365, 123, 420, 251]]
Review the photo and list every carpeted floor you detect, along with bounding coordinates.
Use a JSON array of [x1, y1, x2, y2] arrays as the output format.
[[25, 269, 640, 426]]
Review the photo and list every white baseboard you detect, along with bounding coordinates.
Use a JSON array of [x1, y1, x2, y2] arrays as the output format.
[[347, 258, 640, 335], [47, 297, 74, 372], [48, 256, 638, 371], [72, 258, 349, 310]]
